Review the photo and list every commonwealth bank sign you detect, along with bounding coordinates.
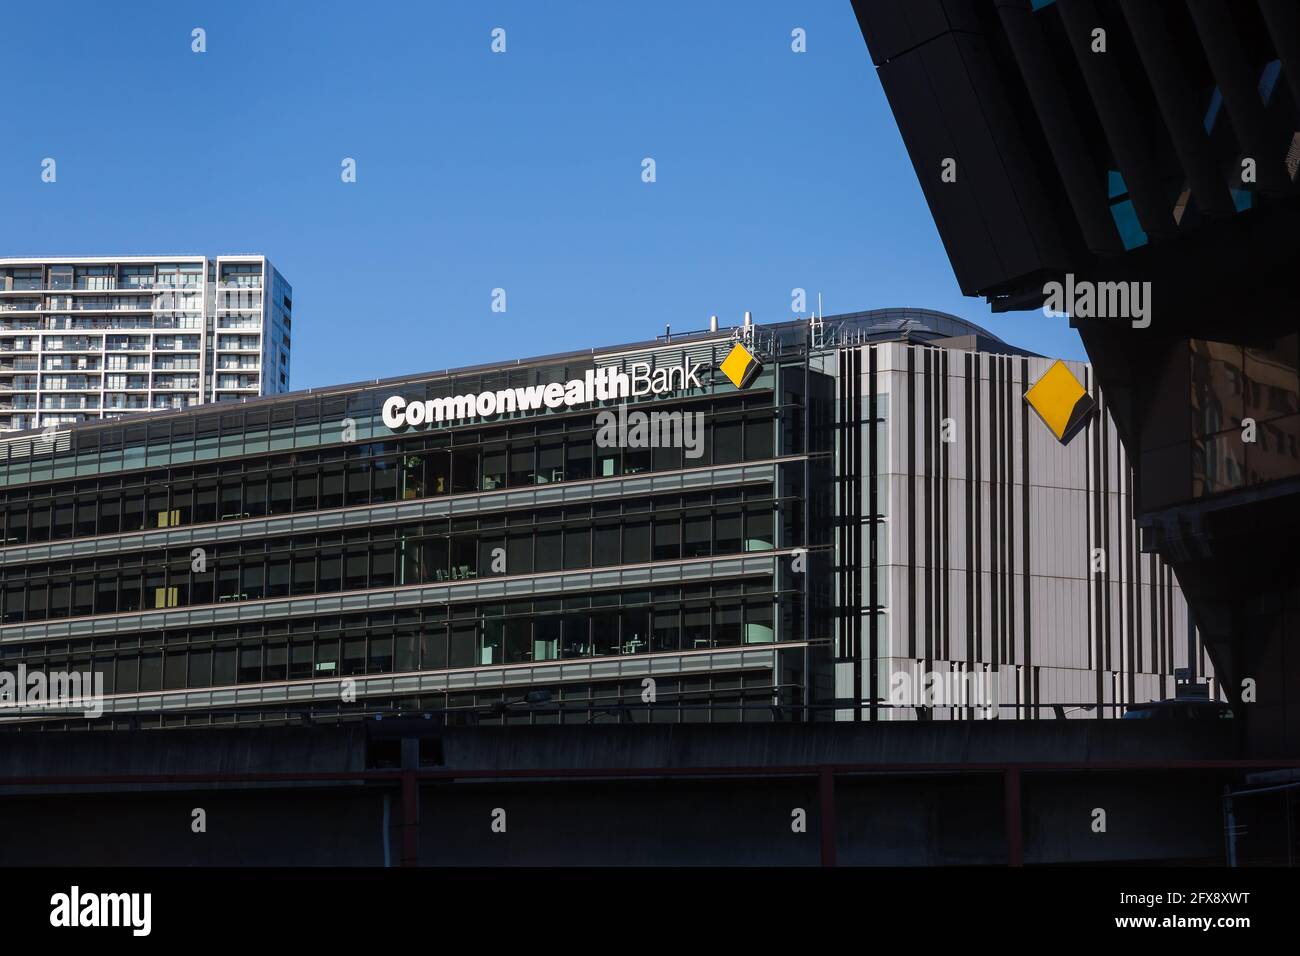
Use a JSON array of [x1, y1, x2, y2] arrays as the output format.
[[383, 359, 705, 433]]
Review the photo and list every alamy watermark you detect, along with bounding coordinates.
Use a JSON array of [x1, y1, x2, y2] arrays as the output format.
[[0, 665, 104, 718], [1043, 273, 1151, 329], [889, 668, 1000, 718], [595, 403, 704, 459], [50, 886, 151, 936]]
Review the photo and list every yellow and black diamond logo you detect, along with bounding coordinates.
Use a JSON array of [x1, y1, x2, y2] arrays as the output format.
[[719, 342, 761, 389], [1025, 359, 1094, 444]]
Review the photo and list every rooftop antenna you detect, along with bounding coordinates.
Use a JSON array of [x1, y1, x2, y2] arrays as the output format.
[[709, 314, 718, 332], [811, 293, 825, 349]]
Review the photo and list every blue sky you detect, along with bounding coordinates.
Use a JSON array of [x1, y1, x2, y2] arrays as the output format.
[[1, 0, 1085, 389]]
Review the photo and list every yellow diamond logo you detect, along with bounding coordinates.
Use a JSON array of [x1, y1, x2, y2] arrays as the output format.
[[1025, 359, 1094, 444], [719, 342, 761, 389]]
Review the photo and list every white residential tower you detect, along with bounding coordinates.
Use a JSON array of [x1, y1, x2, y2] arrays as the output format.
[[0, 255, 292, 432]]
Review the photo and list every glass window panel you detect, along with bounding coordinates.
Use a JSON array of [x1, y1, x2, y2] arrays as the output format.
[[745, 506, 774, 551], [504, 619, 531, 663], [713, 417, 743, 464], [591, 610, 619, 656], [653, 516, 679, 561], [623, 520, 650, 564], [1191, 340, 1244, 437], [343, 637, 366, 675], [1247, 414, 1300, 486], [652, 607, 680, 651], [683, 513, 711, 558], [482, 449, 506, 490], [534, 615, 560, 662], [561, 614, 590, 658], [715, 603, 742, 646], [265, 640, 288, 681], [564, 527, 590, 570], [449, 624, 476, 668], [479, 618, 502, 665], [420, 628, 449, 670], [716, 509, 742, 554], [566, 438, 592, 481], [290, 639, 314, 680], [1192, 429, 1245, 497], [238, 645, 262, 683], [1244, 334, 1299, 422], [368, 636, 393, 673], [745, 414, 774, 460], [509, 446, 535, 487], [535, 530, 562, 572], [593, 523, 620, 566], [745, 600, 775, 643], [684, 604, 711, 649]]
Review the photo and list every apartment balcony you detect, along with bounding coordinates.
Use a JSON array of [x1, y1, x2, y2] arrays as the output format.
[[40, 400, 100, 411], [152, 381, 201, 391], [68, 302, 153, 312], [45, 341, 104, 352], [42, 374, 101, 386], [43, 317, 156, 331]]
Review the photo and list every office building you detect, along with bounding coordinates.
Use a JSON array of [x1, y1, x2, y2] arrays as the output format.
[[0, 255, 293, 433], [0, 308, 1207, 729]]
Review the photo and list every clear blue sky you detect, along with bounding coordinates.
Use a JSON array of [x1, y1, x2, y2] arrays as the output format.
[[1, 0, 1085, 389]]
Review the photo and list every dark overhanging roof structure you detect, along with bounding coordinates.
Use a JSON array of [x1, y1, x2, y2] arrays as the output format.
[[850, 0, 1300, 757]]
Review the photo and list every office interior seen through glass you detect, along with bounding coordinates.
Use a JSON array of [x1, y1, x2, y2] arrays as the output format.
[[0, 309, 1208, 729]]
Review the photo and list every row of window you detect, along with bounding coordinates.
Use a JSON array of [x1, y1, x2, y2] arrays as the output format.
[[0, 498, 783, 622], [4, 672, 802, 732], [0, 407, 782, 544], [2, 591, 792, 694], [0, 357, 801, 489]]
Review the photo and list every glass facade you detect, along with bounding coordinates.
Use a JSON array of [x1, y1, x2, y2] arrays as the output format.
[[1142, 334, 1300, 507], [0, 329, 833, 730]]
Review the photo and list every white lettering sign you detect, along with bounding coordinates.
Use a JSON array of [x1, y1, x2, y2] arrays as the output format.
[[382, 361, 703, 432]]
